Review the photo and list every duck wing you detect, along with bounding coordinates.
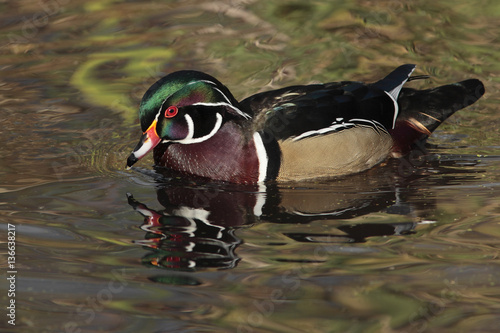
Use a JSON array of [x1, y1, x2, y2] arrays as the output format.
[[241, 64, 416, 141]]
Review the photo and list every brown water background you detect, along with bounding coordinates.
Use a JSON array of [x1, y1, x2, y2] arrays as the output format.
[[0, 0, 499, 332]]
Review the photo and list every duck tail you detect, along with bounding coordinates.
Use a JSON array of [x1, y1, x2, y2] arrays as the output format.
[[390, 78, 485, 156]]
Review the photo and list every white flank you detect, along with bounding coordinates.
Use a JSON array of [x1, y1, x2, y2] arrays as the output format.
[[253, 132, 268, 183]]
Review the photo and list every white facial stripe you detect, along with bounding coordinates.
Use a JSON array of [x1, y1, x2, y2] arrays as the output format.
[[158, 98, 168, 113], [253, 132, 268, 183], [173, 112, 223, 144], [187, 79, 217, 86], [192, 102, 251, 119], [186, 80, 250, 117]]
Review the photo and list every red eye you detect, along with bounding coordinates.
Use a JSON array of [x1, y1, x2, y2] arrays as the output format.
[[165, 106, 178, 118]]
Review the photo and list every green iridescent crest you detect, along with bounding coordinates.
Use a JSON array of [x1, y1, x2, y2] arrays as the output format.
[[138, 70, 233, 132]]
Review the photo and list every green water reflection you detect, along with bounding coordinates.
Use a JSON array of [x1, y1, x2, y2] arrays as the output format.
[[0, 0, 499, 332]]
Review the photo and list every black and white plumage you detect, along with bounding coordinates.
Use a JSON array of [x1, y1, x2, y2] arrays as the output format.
[[126, 64, 485, 183], [244, 64, 415, 141]]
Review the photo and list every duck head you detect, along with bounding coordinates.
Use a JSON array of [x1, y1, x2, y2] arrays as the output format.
[[126, 70, 247, 168]]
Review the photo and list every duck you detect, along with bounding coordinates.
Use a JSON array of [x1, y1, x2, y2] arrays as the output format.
[[126, 64, 484, 184]]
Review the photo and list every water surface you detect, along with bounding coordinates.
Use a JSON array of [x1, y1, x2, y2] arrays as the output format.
[[0, 0, 499, 332]]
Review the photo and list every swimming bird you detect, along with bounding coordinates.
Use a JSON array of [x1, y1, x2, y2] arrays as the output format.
[[126, 65, 484, 183]]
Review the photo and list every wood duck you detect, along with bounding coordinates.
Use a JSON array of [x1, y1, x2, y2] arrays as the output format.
[[126, 65, 484, 184]]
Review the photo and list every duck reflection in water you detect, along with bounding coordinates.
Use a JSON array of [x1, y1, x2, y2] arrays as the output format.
[[126, 161, 475, 272], [127, 185, 249, 271]]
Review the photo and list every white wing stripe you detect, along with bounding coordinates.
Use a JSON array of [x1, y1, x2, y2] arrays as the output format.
[[292, 117, 390, 141], [293, 122, 355, 141]]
